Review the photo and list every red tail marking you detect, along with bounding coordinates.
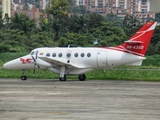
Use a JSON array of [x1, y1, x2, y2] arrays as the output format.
[[113, 22, 157, 56]]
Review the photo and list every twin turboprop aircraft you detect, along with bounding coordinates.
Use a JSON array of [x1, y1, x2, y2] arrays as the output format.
[[3, 22, 157, 81]]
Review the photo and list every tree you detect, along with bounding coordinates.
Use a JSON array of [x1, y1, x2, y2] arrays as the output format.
[[155, 13, 160, 22], [91, 22, 127, 47], [10, 12, 28, 30], [0, 10, 2, 19], [27, 31, 55, 50], [0, 11, 4, 28], [39, 15, 50, 31], [147, 25, 160, 55], [104, 13, 123, 27], [58, 33, 95, 47], [45, 0, 69, 17], [123, 14, 141, 38], [79, 5, 87, 14], [69, 14, 89, 34], [50, 17, 67, 41], [87, 13, 104, 28], [68, 0, 76, 13], [3, 13, 10, 28], [23, 3, 30, 10], [0, 29, 26, 52]]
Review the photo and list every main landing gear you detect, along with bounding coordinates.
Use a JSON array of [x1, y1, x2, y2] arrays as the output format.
[[59, 75, 66, 81], [59, 66, 86, 81], [21, 70, 27, 81], [59, 74, 86, 81], [78, 74, 86, 81]]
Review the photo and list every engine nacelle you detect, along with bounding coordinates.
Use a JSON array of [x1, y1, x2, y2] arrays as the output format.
[[36, 58, 52, 67]]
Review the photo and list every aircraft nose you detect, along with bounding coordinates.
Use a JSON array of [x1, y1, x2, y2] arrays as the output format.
[[3, 61, 15, 69], [3, 58, 22, 69], [3, 55, 34, 70], [3, 62, 8, 69]]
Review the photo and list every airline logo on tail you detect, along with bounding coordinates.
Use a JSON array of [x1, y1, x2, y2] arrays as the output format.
[[110, 22, 157, 57]]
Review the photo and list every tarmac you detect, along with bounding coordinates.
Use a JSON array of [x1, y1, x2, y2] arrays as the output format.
[[0, 79, 160, 120]]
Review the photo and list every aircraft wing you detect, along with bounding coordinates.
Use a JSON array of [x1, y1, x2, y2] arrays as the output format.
[[38, 57, 86, 69]]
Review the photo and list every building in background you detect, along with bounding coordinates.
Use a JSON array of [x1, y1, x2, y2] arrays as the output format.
[[0, 0, 155, 20], [40, 0, 49, 10], [0, 0, 2, 13], [10, 0, 41, 20], [76, 0, 155, 20], [2, 0, 11, 19]]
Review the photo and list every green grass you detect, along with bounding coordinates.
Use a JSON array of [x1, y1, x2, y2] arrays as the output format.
[[1, 68, 160, 81], [87, 69, 160, 81]]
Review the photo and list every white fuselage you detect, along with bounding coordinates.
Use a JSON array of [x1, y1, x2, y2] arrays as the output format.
[[3, 47, 145, 75]]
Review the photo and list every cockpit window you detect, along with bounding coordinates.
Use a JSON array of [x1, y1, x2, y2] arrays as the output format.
[[30, 51, 34, 55]]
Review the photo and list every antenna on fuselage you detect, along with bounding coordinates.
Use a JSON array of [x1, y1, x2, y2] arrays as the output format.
[[93, 39, 99, 45]]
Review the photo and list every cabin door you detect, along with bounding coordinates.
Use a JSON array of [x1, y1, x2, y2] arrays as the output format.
[[97, 51, 108, 68]]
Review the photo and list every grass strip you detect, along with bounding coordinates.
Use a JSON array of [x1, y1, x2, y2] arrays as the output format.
[[1, 68, 160, 81]]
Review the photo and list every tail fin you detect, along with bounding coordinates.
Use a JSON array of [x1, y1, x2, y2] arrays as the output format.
[[116, 22, 157, 56]]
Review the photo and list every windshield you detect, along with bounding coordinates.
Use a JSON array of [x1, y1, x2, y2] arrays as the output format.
[[30, 49, 38, 56], [30, 51, 35, 55]]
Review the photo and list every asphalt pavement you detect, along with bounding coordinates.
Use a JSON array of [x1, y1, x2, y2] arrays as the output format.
[[0, 79, 160, 120]]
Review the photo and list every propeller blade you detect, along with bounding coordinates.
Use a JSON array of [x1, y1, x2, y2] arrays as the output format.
[[36, 50, 38, 59], [32, 50, 39, 74], [33, 63, 36, 74], [37, 65, 40, 68], [31, 55, 36, 62]]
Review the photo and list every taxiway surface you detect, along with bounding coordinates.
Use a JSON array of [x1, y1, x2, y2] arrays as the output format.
[[0, 79, 160, 120]]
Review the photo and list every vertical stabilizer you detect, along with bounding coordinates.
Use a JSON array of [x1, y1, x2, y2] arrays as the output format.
[[114, 22, 157, 56]]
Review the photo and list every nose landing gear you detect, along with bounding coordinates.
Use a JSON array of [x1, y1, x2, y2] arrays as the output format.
[[21, 76, 27, 80], [59, 75, 66, 81], [21, 69, 27, 81]]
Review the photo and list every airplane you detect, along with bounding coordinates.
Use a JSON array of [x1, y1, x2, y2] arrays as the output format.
[[3, 21, 157, 81]]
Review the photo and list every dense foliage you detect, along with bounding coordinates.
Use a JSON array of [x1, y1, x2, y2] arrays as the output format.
[[0, 0, 159, 56]]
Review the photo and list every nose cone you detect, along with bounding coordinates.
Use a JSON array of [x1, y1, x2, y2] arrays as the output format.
[[3, 58, 20, 69], [3, 62, 11, 69], [3, 55, 34, 70]]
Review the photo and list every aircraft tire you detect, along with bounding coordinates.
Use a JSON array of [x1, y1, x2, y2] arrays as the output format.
[[78, 74, 86, 81], [21, 76, 27, 81], [59, 75, 66, 81]]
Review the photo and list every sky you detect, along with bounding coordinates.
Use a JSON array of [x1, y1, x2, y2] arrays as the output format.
[[150, 0, 160, 13]]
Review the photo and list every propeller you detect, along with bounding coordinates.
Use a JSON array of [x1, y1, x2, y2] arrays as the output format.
[[31, 50, 40, 74]]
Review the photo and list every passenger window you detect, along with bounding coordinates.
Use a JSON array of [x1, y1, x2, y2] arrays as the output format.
[[74, 53, 78, 57], [59, 53, 62, 57], [46, 53, 50, 57], [87, 53, 91, 57], [52, 53, 56, 57], [66, 53, 71, 58], [81, 53, 85, 57]]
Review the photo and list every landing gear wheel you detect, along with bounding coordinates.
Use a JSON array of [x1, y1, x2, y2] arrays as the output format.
[[21, 69, 27, 81], [21, 76, 27, 81], [59, 75, 66, 81], [78, 74, 86, 81]]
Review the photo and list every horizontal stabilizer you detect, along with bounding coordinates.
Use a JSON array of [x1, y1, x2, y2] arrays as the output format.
[[124, 41, 144, 44]]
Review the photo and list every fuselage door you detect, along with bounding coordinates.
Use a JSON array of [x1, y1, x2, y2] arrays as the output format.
[[97, 51, 108, 68]]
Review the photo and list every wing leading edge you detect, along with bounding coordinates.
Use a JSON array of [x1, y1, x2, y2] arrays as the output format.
[[38, 57, 87, 69]]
